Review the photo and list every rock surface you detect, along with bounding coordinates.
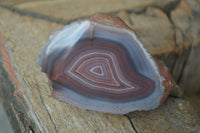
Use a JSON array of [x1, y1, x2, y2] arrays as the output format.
[[0, 0, 200, 133], [130, 98, 200, 133], [0, 0, 179, 21], [171, 0, 200, 93]]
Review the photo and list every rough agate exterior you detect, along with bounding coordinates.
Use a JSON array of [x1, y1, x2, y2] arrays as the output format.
[[38, 14, 173, 114]]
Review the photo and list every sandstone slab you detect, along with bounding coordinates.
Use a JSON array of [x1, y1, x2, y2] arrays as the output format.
[[0, 0, 180, 22], [130, 98, 200, 133], [1, 0, 153, 21], [171, 0, 200, 93]]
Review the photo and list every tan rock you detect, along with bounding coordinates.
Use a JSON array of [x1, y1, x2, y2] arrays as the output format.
[[172, 0, 200, 46], [12, 0, 154, 21], [129, 7, 177, 55], [171, 0, 200, 93], [130, 98, 200, 133], [0, 0, 180, 22]]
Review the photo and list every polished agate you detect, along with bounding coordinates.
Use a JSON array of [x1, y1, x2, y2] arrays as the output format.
[[38, 14, 172, 114]]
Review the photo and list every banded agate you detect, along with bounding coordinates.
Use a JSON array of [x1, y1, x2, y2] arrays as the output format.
[[38, 14, 173, 114]]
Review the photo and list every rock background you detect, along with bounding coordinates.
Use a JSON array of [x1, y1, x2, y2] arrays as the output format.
[[0, 104, 13, 133], [0, 0, 199, 133]]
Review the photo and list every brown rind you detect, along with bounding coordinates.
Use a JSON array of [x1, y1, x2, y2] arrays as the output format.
[[90, 13, 141, 39], [154, 59, 173, 104]]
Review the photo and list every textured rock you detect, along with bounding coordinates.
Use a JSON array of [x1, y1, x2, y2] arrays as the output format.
[[1, 0, 153, 21], [0, 0, 180, 21], [129, 7, 177, 55], [186, 93, 200, 115], [130, 98, 200, 133], [172, 0, 200, 46], [171, 0, 200, 93]]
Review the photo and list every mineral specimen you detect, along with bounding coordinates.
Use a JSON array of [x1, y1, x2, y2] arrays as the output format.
[[38, 13, 173, 114]]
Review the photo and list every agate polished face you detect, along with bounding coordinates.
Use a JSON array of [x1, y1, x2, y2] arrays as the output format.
[[38, 14, 173, 114]]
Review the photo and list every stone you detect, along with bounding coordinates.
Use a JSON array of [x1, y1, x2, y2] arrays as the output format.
[[130, 98, 200, 133], [171, 0, 200, 93], [129, 7, 177, 55], [0, 0, 180, 22]]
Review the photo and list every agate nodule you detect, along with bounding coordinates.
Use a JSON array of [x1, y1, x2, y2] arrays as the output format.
[[38, 13, 173, 114]]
